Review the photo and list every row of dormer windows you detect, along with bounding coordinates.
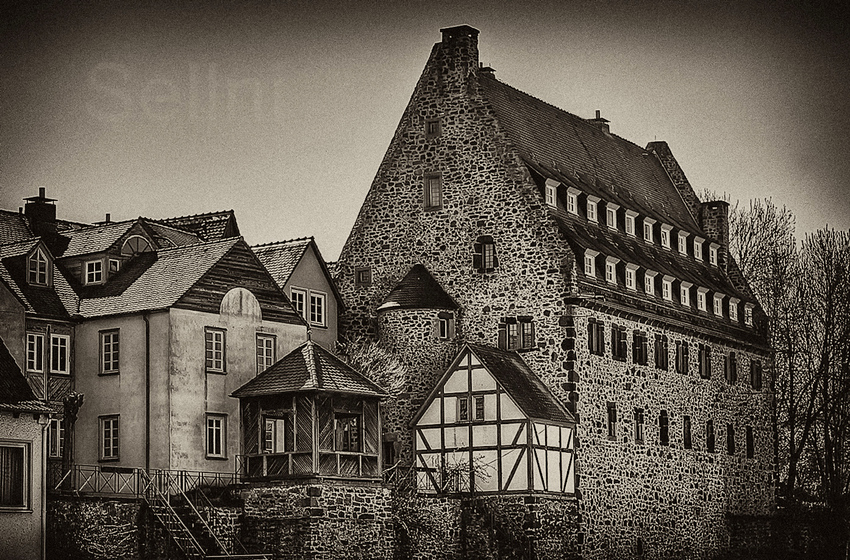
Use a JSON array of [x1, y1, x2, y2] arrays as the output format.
[[605, 403, 756, 458], [545, 179, 720, 265], [583, 249, 753, 325], [587, 319, 764, 389]]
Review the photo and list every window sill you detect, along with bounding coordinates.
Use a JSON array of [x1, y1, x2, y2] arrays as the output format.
[[98, 457, 120, 463], [99, 371, 120, 376], [206, 456, 228, 461], [423, 206, 442, 212], [0, 507, 32, 513], [309, 324, 328, 330], [206, 370, 227, 375]]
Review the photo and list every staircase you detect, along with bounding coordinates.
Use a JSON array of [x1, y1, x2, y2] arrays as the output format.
[[141, 471, 269, 560]]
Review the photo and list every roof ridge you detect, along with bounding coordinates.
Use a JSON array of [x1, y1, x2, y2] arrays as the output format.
[[251, 236, 314, 249], [480, 72, 652, 157], [140, 218, 203, 238], [158, 209, 235, 221], [155, 236, 242, 254]]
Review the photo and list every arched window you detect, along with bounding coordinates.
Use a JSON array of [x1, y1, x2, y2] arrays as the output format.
[[121, 235, 152, 257]]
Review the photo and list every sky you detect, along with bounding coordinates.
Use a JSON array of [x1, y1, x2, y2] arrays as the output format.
[[1, 0, 848, 260]]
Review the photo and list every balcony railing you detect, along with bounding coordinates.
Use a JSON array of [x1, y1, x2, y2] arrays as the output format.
[[50, 464, 238, 499]]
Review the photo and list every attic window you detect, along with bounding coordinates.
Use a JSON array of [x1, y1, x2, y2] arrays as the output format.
[[606, 203, 620, 230], [662, 276, 674, 301], [85, 260, 103, 285], [713, 294, 724, 317], [693, 237, 704, 261], [729, 298, 740, 322], [109, 259, 120, 274], [660, 224, 673, 249], [566, 187, 580, 215], [709, 243, 719, 266], [744, 303, 754, 327], [587, 196, 600, 223], [28, 247, 49, 286], [678, 232, 689, 255], [644, 271, 657, 296], [545, 179, 559, 208], [643, 218, 656, 244], [680, 281, 692, 307], [605, 257, 619, 285], [121, 235, 152, 257], [625, 263, 638, 291], [424, 173, 443, 210], [625, 211, 638, 237], [696, 287, 709, 312], [425, 118, 441, 139], [473, 236, 498, 273], [584, 249, 599, 278]]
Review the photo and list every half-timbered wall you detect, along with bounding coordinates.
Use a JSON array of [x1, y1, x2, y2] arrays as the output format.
[[414, 351, 574, 495]]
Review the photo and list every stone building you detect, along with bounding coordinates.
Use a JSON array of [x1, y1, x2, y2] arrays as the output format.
[[334, 25, 774, 557]]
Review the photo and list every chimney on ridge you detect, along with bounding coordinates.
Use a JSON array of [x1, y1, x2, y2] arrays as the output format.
[[588, 110, 610, 133], [23, 187, 58, 236]]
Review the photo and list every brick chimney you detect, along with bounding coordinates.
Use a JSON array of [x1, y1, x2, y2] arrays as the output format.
[[699, 200, 730, 272], [23, 187, 58, 237]]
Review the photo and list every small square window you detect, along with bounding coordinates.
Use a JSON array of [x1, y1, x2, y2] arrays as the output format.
[[205, 328, 226, 373], [85, 260, 103, 284], [498, 317, 534, 350], [425, 118, 441, 139], [355, 267, 372, 287], [100, 330, 120, 374]]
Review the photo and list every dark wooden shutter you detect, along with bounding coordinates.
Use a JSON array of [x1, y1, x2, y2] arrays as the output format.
[[473, 243, 482, 271], [497, 323, 507, 350], [491, 244, 499, 269]]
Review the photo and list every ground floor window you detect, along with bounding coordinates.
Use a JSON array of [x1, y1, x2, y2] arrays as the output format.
[[0, 442, 28, 508], [100, 415, 119, 460]]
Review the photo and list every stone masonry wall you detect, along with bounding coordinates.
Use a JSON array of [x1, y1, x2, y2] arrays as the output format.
[[334, 27, 775, 559], [573, 308, 774, 558], [240, 482, 393, 560], [48, 497, 141, 560]]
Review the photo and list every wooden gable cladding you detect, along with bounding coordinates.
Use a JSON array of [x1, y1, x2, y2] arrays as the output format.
[[239, 391, 382, 482], [413, 346, 576, 496], [175, 240, 303, 324]]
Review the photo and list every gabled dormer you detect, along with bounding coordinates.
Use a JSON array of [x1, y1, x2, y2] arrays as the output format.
[[26, 242, 53, 287]]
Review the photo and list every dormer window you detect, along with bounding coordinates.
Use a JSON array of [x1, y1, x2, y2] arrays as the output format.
[[729, 298, 740, 322], [643, 218, 656, 244], [109, 259, 120, 274], [678, 232, 689, 255], [660, 224, 673, 249], [587, 196, 600, 223], [693, 237, 704, 261], [644, 270, 657, 296], [662, 276, 674, 301], [584, 249, 599, 278], [605, 257, 619, 285], [709, 243, 719, 266], [545, 179, 559, 208], [697, 287, 709, 312], [567, 187, 580, 215], [28, 247, 49, 286], [680, 282, 692, 307], [85, 260, 104, 285], [713, 294, 724, 317], [625, 210, 638, 237], [625, 264, 638, 291], [606, 203, 619, 230], [744, 303, 754, 327]]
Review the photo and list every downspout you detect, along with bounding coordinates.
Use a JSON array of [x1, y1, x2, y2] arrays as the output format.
[[143, 312, 151, 472], [39, 414, 50, 560]]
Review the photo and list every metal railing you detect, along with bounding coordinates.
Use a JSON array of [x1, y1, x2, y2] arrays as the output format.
[[51, 464, 238, 498]]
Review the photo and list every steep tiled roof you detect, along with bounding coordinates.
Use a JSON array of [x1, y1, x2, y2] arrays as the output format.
[[252, 237, 312, 288], [232, 340, 387, 398], [145, 221, 202, 248], [77, 238, 241, 317], [0, 239, 76, 317], [480, 75, 700, 234], [59, 220, 136, 257], [377, 264, 458, 311], [158, 211, 239, 241], [0, 336, 45, 409], [0, 210, 34, 243], [468, 344, 574, 424]]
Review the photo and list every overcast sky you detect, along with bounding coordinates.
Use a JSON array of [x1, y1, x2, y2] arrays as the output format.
[[1, 0, 848, 260]]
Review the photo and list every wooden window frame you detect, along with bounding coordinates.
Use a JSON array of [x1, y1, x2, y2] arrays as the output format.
[[632, 331, 648, 365], [473, 236, 498, 273], [675, 340, 689, 374], [256, 334, 276, 374], [634, 408, 644, 444], [48, 419, 64, 459], [334, 412, 362, 453], [205, 328, 226, 374], [607, 403, 617, 440], [26, 333, 44, 373], [424, 173, 442, 210], [354, 267, 372, 287], [654, 334, 669, 371], [84, 259, 104, 285], [49, 334, 70, 375], [751, 359, 763, 390], [588, 319, 605, 356], [28, 247, 49, 286], [0, 441, 30, 509], [206, 414, 227, 459], [659, 410, 669, 446], [698, 344, 712, 379], [100, 329, 120, 375], [706, 419, 715, 453], [683, 415, 692, 449], [425, 118, 441, 139], [611, 325, 627, 362], [99, 415, 119, 461], [309, 290, 327, 327]]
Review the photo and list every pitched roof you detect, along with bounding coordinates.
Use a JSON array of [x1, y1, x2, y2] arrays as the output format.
[[232, 340, 387, 398], [0, 337, 35, 403], [480, 74, 700, 234], [77, 237, 241, 317], [157, 210, 239, 241], [467, 344, 575, 424], [58, 220, 136, 258], [252, 237, 312, 288], [0, 210, 34, 243], [0, 239, 76, 317], [377, 264, 458, 311]]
